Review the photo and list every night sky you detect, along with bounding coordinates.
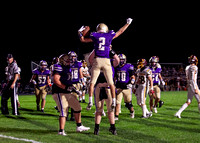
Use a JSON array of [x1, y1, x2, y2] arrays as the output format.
[[1, 2, 200, 82]]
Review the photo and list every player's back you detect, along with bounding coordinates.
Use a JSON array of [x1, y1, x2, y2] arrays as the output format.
[[90, 30, 116, 58], [185, 65, 198, 83]]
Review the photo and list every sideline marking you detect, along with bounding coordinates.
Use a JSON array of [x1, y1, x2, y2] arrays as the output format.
[[0, 134, 41, 143]]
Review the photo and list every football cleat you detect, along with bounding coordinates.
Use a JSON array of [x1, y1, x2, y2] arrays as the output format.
[[86, 102, 93, 110], [175, 113, 181, 118], [58, 130, 67, 136], [141, 116, 149, 119], [153, 107, 157, 113], [76, 125, 90, 132], [130, 112, 135, 118], [114, 117, 119, 121], [109, 127, 117, 135], [94, 128, 99, 135], [146, 112, 152, 118], [159, 100, 164, 108]]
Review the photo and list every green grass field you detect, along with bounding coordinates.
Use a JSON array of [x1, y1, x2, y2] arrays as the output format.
[[0, 91, 200, 143]]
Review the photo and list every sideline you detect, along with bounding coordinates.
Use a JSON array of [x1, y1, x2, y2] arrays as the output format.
[[0, 134, 41, 143]]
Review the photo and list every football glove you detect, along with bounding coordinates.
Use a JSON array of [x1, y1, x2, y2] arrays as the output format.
[[127, 18, 133, 24], [78, 26, 85, 33]]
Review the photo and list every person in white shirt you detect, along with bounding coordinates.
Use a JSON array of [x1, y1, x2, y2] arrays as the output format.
[[175, 55, 200, 118]]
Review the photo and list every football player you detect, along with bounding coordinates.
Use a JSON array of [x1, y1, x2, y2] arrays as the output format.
[[175, 55, 200, 118], [52, 54, 90, 136], [30, 60, 51, 112], [68, 51, 85, 98], [134, 59, 154, 118], [94, 53, 119, 135], [80, 60, 90, 103], [78, 18, 133, 111], [149, 56, 165, 113], [68, 51, 86, 120], [115, 54, 135, 120]]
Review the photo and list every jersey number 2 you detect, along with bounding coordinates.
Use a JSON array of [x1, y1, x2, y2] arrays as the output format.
[[98, 37, 105, 51]]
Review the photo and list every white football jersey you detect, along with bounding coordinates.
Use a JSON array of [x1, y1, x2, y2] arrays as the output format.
[[135, 66, 152, 86], [81, 67, 89, 76], [185, 64, 198, 89]]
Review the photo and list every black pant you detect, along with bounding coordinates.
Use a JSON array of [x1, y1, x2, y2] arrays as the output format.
[[1, 81, 19, 115]]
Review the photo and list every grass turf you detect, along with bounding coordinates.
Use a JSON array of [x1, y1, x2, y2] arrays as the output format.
[[0, 91, 200, 143]]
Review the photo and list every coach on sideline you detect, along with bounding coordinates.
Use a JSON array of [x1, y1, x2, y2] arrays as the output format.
[[1, 54, 20, 115]]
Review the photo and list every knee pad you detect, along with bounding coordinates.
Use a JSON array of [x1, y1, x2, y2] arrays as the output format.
[[125, 102, 133, 110], [74, 110, 81, 113]]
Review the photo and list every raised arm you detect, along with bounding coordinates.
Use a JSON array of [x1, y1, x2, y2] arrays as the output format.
[[78, 26, 93, 43], [113, 18, 133, 40]]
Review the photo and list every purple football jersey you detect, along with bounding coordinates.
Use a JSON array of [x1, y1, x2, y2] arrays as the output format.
[[52, 64, 73, 93], [115, 63, 134, 89], [70, 61, 82, 83], [149, 67, 162, 85], [32, 68, 50, 87], [90, 30, 116, 58]]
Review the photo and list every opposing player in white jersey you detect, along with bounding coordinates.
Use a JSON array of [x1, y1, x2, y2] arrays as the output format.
[[80, 60, 90, 103], [134, 59, 154, 118], [175, 55, 200, 118]]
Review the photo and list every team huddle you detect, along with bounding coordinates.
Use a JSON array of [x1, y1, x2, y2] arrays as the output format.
[[1, 18, 200, 136]]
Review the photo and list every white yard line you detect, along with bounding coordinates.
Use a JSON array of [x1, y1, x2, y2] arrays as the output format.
[[0, 134, 41, 143]]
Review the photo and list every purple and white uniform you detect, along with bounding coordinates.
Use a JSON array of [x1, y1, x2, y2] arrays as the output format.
[[70, 61, 82, 84], [32, 68, 50, 87], [90, 30, 116, 58], [115, 64, 134, 89], [149, 64, 162, 86]]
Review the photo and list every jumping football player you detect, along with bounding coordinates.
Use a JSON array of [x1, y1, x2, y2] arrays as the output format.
[[52, 54, 90, 136], [78, 18, 133, 111], [115, 54, 135, 120], [30, 60, 51, 112], [134, 59, 154, 118], [175, 55, 200, 118], [149, 56, 165, 113]]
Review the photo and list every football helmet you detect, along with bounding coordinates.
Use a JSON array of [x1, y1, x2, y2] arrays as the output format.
[[188, 55, 198, 65], [96, 23, 108, 33], [149, 56, 159, 67], [68, 51, 77, 63], [52, 57, 59, 65], [118, 54, 126, 66], [137, 58, 147, 69], [59, 54, 70, 66], [39, 60, 48, 71]]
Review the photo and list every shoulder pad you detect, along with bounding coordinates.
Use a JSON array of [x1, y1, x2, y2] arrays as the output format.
[[32, 68, 38, 74], [54, 64, 63, 72], [156, 63, 161, 68]]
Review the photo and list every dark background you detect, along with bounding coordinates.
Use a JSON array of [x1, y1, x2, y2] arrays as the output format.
[[1, 2, 200, 83]]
